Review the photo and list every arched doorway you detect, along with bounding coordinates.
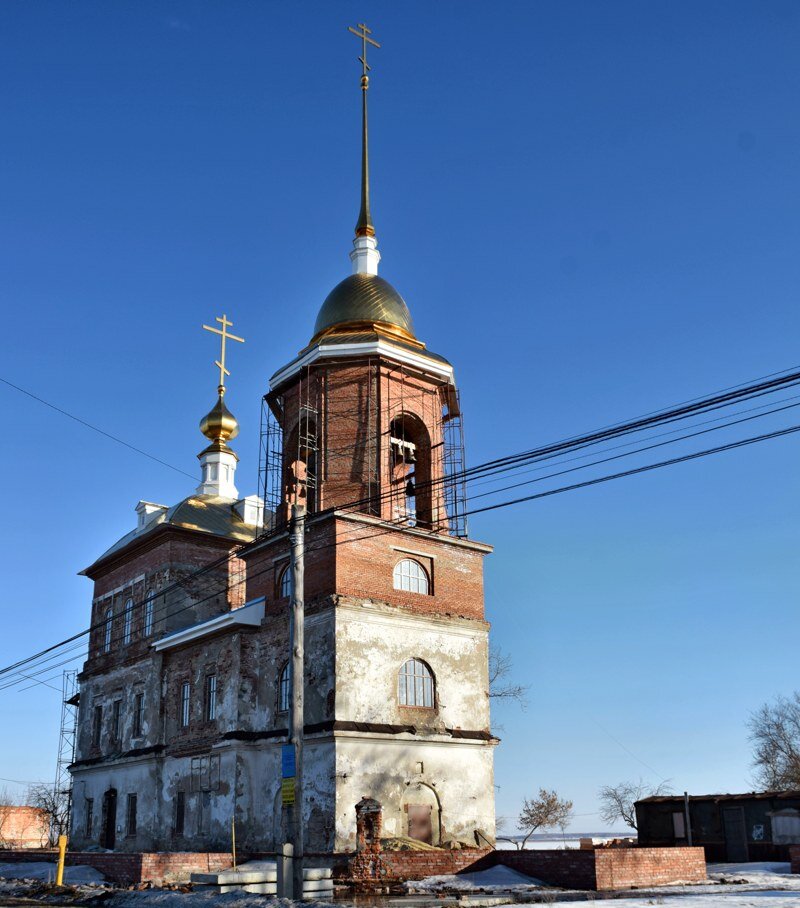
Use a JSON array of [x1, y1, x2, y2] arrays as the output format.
[[402, 781, 442, 846]]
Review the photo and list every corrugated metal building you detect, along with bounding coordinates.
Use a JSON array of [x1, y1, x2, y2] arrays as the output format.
[[636, 791, 800, 862]]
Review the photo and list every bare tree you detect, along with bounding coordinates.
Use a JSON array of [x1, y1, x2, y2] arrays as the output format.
[[748, 692, 800, 789], [511, 788, 573, 849], [598, 779, 672, 831], [0, 786, 18, 848], [489, 644, 529, 709], [26, 784, 70, 846]]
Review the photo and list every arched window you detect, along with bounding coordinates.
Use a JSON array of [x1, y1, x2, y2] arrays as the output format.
[[123, 598, 133, 645], [393, 559, 429, 595], [398, 659, 435, 708], [103, 608, 113, 653], [278, 663, 290, 713], [278, 564, 292, 599], [143, 592, 154, 638]]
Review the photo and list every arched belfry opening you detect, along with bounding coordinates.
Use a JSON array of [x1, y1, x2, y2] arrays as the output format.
[[282, 413, 318, 520], [389, 413, 432, 529]]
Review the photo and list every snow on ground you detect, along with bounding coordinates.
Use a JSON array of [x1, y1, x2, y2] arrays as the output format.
[[108, 895, 334, 908], [409, 864, 543, 891], [707, 862, 800, 889], [0, 860, 106, 883], [550, 894, 800, 907]]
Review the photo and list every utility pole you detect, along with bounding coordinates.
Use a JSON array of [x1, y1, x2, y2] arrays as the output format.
[[289, 503, 306, 897]]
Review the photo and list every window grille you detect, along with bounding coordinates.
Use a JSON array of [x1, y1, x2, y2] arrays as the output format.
[[398, 658, 435, 708], [393, 559, 430, 594]]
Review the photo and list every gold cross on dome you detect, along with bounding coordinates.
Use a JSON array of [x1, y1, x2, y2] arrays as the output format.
[[202, 314, 244, 392], [348, 22, 380, 80]]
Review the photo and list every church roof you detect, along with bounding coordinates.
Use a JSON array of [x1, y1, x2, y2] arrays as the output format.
[[83, 495, 258, 575], [312, 273, 415, 342]]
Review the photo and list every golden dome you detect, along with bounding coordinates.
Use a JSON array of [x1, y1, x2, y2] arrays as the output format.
[[199, 391, 239, 447], [311, 273, 416, 344]]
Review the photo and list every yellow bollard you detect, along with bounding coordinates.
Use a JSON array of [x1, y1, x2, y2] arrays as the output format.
[[55, 834, 68, 887]]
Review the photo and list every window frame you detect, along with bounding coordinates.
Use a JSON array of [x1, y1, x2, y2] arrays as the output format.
[[398, 658, 435, 709], [126, 793, 137, 837], [122, 598, 133, 645], [278, 563, 291, 599], [278, 662, 290, 713], [103, 608, 113, 653], [204, 674, 217, 722], [180, 681, 191, 728], [392, 558, 430, 595], [143, 592, 154, 637]]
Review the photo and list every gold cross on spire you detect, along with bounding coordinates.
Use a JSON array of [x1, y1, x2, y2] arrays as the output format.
[[348, 22, 380, 82], [202, 314, 244, 394]]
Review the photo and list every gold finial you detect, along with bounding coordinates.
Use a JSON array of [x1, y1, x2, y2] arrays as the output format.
[[202, 313, 245, 395], [348, 23, 380, 238]]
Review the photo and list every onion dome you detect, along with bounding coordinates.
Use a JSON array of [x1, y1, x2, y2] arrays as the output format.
[[199, 390, 239, 450], [311, 273, 415, 343]]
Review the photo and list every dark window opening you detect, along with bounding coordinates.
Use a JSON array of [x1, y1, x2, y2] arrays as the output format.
[[126, 793, 137, 836], [389, 414, 433, 529], [174, 791, 185, 837], [92, 705, 102, 746], [85, 798, 94, 837], [111, 699, 121, 741], [133, 692, 144, 737]]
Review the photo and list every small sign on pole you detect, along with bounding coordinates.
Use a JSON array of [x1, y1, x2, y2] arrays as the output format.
[[281, 777, 296, 806]]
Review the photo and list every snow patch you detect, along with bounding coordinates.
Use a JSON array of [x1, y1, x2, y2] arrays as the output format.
[[0, 861, 106, 884]]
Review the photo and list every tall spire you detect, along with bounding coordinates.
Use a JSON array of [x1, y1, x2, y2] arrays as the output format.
[[197, 314, 245, 499], [348, 23, 382, 276]]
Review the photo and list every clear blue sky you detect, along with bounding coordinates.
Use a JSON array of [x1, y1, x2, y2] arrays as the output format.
[[1, 1, 799, 834]]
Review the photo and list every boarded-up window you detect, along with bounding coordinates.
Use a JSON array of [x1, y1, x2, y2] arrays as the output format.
[[672, 811, 686, 839]]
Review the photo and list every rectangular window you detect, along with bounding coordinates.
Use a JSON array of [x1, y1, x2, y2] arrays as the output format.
[[126, 793, 137, 836], [144, 598, 154, 637], [672, 811, 686, 839], [92, 705, 102, 746], [85, 798, 94, 837], [111, 699, 122, 741], [174, 791, 185, 837], [133, 692, 144, 737], [204, 674, 217, 722], [180, 682, 190, 728]]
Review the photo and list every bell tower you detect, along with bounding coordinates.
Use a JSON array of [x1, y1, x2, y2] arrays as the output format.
[[245, 24, 494, 853]]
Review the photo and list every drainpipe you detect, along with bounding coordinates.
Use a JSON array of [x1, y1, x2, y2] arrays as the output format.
[[684, 791, 693, 846]]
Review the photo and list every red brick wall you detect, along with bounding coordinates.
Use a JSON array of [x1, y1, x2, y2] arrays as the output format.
[[468, 849, 598, 890], [0, 850, 236, 885], [594, 847, 706, 890], [379, 848, 488, 881]]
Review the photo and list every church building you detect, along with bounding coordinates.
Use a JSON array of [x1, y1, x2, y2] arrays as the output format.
[[69, 28, 496, 855]]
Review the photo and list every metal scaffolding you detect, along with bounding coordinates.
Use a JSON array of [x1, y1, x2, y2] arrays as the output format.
[[54, 669, 79, 841]]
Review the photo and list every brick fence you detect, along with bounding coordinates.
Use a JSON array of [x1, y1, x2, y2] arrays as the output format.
[[376, 846, 706, 891], [0, 845, 707, 891], [0, 850, 235, 886]]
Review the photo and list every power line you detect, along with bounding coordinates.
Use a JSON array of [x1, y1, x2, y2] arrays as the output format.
[[0, 376, 198, 481], [3, 366, 800, 692]]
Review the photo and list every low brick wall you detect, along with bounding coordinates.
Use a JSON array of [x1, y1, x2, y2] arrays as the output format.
[[469, 849, 597, 890], [594, 847, 706, 890], [790, 845, 800, 874], [0, 850, 235, 886], [379, 848, 488, 881]]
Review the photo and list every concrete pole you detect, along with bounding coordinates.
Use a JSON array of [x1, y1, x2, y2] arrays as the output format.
[[683, 791, 693, 846], [289, 503, 306, 897]]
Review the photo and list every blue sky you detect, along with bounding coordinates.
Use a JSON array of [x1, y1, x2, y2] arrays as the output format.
[[1, 1, 799, 833]]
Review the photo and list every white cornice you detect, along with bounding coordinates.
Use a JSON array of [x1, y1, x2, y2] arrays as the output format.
[[152, 597, 265, 652], [269, 338, 455, 390]]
